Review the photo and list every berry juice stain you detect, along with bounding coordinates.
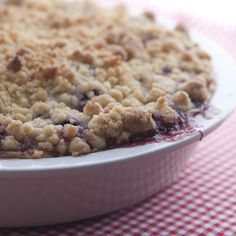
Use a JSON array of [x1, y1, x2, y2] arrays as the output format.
[[123, 104, 219, 148]]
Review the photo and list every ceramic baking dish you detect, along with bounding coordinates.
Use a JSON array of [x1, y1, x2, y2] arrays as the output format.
[[0, 13, 235, 227]]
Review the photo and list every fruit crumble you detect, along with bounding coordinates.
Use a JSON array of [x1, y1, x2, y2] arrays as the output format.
[[0, 0, 215, 158]]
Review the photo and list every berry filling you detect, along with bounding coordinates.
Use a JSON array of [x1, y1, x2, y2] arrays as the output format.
[[0, 125, 6, 140], [75, 89, 102, 112], [127, 108, 197, 147]]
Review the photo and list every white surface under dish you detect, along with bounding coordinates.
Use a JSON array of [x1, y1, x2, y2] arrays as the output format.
[[0, 17, 236, 227]]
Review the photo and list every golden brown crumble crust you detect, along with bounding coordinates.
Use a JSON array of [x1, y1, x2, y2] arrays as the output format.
[[0, 0, 215, 158]]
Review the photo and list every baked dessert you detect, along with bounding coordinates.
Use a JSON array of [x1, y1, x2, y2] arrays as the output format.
[[0, 0, 215, 158]]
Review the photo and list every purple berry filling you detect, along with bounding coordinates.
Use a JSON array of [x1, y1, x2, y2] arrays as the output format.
[[162, 66, 172, 75], [129, 109, 189, 144], [59, 118, 88, 140], [141, 35, 158, 45], [20, 140, 37, 152], [0, 125, 6, 140], [62, 118, 84, 127], [75, 89, 102, 112]]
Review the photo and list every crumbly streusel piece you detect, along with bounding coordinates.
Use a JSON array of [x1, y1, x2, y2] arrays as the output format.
[[0, 0, 215, 158]]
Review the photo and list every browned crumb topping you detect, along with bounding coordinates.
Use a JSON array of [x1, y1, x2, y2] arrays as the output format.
[[0, 0, 216, 158]]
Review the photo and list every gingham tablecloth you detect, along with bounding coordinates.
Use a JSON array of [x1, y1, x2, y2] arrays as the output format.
[[1, 5, 236, 236]]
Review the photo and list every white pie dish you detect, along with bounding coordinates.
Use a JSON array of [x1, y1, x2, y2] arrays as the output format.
[[0, 16, 236, 227]]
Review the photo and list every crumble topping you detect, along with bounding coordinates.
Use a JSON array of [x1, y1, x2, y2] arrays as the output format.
[[0, 0, 216, 158]]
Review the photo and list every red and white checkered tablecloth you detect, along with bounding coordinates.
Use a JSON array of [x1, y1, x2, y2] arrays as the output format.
[[1, 4, 236, 236]]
